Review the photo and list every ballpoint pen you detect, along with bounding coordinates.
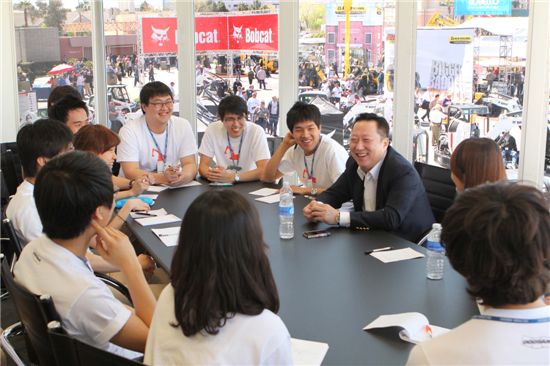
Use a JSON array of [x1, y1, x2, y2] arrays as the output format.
[[133, 211, 156, 217], [364, 246, 393, 255]]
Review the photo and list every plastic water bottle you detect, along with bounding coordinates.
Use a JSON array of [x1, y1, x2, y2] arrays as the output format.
[[279, 182, 294, 239], [426, 223, 445, 280]]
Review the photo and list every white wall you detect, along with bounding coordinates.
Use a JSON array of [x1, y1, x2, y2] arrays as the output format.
[[1, 2, 19, 143]]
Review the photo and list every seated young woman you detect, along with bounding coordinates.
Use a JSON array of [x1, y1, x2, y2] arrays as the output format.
[[74, 124, 150, 200], [450, 137, 506, 192], [144, 190, 293, 365]]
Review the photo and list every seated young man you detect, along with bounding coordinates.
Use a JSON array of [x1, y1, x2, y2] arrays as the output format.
[[117, 81, 197, 186], [198, 95, 270, 183], [48, 95, 90, 134], [6, 119, 154, 274], [14, 151, 156, 357], [261, 101, 348, 196], [407, 182, 550, 365]]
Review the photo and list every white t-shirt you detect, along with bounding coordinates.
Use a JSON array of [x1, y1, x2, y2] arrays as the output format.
[[14, 235, 140, 360], [6, 180, 42, 245], [278, 135, 348, 188], [247, 97, 260, 116], [144, 285, 293, 366], [117, 115, 197, 173], [407, 306, 550, 365], [199, 121, 270, 172]]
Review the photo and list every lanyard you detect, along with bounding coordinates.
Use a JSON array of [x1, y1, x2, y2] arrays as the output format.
[[472, 315, 550, 324], [226, 130, 244, 169], [147, 121, 169, 162], [303, 136, 322, 180]]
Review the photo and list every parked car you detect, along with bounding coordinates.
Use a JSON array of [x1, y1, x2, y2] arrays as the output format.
[[298, 91, 329, 104]]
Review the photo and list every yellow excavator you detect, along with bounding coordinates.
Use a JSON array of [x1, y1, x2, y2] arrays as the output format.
[[426, 11, 459, 27]]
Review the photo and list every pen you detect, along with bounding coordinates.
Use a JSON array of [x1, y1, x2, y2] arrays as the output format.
[[364, 246, 393, 255], [158, 233, 177, 237], [133, 211, 156, 217]]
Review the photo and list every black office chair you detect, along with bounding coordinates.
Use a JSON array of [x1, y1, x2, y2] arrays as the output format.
[[48, 321, 143, 366], [0, 254, 60, 366], [414, 162, 456, 223]]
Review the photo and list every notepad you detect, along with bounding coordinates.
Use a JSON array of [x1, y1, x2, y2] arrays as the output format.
[[151, 227, 180, 247], [162, 180, 202, 189], [255, 194, 281, 204], [129, 208, 168, 219], [291, 338, 329, 366], [364, 312, 449, 344], [369, 247, 424, 263], [249, 188, 279, 196], [135, 214, 181, 226], [146, 186, 168, 193]]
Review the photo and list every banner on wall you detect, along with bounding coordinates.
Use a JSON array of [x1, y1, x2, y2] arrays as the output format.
[[416, 28, 475, 102], [141, 14, 278, 54], [454, 0, 512, 16]]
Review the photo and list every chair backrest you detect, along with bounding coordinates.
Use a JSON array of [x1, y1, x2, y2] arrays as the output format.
[[0, 143, 23, 199], [414, 162, 456, 223], [48, 321, 143, 366], [1, 255, 60, 366], [2, 219, 23, 260]]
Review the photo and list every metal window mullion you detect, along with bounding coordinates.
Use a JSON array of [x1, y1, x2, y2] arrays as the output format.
[[91, 0, 107, 125]]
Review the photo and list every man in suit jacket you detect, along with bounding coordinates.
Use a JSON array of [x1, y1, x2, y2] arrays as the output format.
[[303, 113, 434, 242]]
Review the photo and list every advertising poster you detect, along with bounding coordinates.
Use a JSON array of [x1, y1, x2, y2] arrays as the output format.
[[416, 28, 475, 102], [195, 16, 228, 51], [227, 14, 278, 51], [141, 17, 179, 54], [455, 0, 512, 16]]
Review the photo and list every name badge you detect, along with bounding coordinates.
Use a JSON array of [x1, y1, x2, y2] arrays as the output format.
[[157, 161, 165, 173], [227, 165, 242, 171]]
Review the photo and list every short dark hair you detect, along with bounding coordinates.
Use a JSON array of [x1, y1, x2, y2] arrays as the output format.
[[17, 118, 73, 178], [286, 101, 321, 131], [218, 95, 247, 120], [170, 190, 279, 337], [47, 85, 82, 110], [139, 81, 173, 107], [352, 113, 390, 138], [442, 182, 550, 307], [48, 95, 89, 124], [74, 124, 120, 155], [34, 151, 114, 240], [450, 138, 506, 189]]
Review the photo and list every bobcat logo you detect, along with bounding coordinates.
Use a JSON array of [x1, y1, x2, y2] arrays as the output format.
[[232, 25, 243, 43], [151, 26, 170, 46]]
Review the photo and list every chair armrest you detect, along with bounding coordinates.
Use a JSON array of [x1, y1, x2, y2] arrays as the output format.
[[94, 272, 133, 306], [1, 322, 25, 366]]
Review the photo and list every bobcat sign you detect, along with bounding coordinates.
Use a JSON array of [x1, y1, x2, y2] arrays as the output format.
[[140, 14, 278, 54]]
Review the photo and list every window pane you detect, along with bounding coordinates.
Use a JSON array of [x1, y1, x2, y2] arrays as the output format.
[[194, 0, 280, 139], [14, 0, 94, 127], [299, 0, 395, 150], [414, 0, 529, 176]]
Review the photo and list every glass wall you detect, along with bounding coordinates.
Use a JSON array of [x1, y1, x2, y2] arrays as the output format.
[[413, 0, 530, 174], [298, 0, 395, 150], [13, 0, 95, 126], [194, 0, 280, 137]]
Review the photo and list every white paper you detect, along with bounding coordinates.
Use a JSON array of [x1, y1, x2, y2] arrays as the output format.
[[370, 247, 424, 263], [135, 214, 181, 226], [249, 188, 279, 196], [139, 194, 158, 200], [291, 338, 329, 366], [162, 180, 202, 189], [255, 194, 281, 204], [146, 186, 168, 193], [129, 208, 168, 219], [152, 227, 180, 247], [363, 312, 449, 344]]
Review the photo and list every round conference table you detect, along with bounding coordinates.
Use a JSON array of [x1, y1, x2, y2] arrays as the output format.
[[126, 180, 477, 365]]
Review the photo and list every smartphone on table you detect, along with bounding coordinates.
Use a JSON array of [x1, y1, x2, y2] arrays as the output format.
[[303, 230, 331, 239]]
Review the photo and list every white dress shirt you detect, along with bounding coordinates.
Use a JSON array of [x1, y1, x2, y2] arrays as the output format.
[[339, 152, 386, 227]]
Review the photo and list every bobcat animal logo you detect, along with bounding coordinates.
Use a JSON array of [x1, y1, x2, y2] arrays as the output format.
[[232, 25, 243, 43], [151, 26, 170, 46]]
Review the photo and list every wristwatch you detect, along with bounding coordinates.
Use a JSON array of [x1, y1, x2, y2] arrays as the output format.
[[311, 188, 318, 196], [234, 173, 240, 183]]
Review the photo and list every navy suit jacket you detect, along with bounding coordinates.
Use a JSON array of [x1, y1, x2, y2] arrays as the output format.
[[317, 146, 434, 242]]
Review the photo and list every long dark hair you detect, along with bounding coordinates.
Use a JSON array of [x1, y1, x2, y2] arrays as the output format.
[[170, 190, 279, 336]]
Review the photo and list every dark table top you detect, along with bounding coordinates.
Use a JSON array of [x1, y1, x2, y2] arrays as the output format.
[[126, 181, 477, 365]]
